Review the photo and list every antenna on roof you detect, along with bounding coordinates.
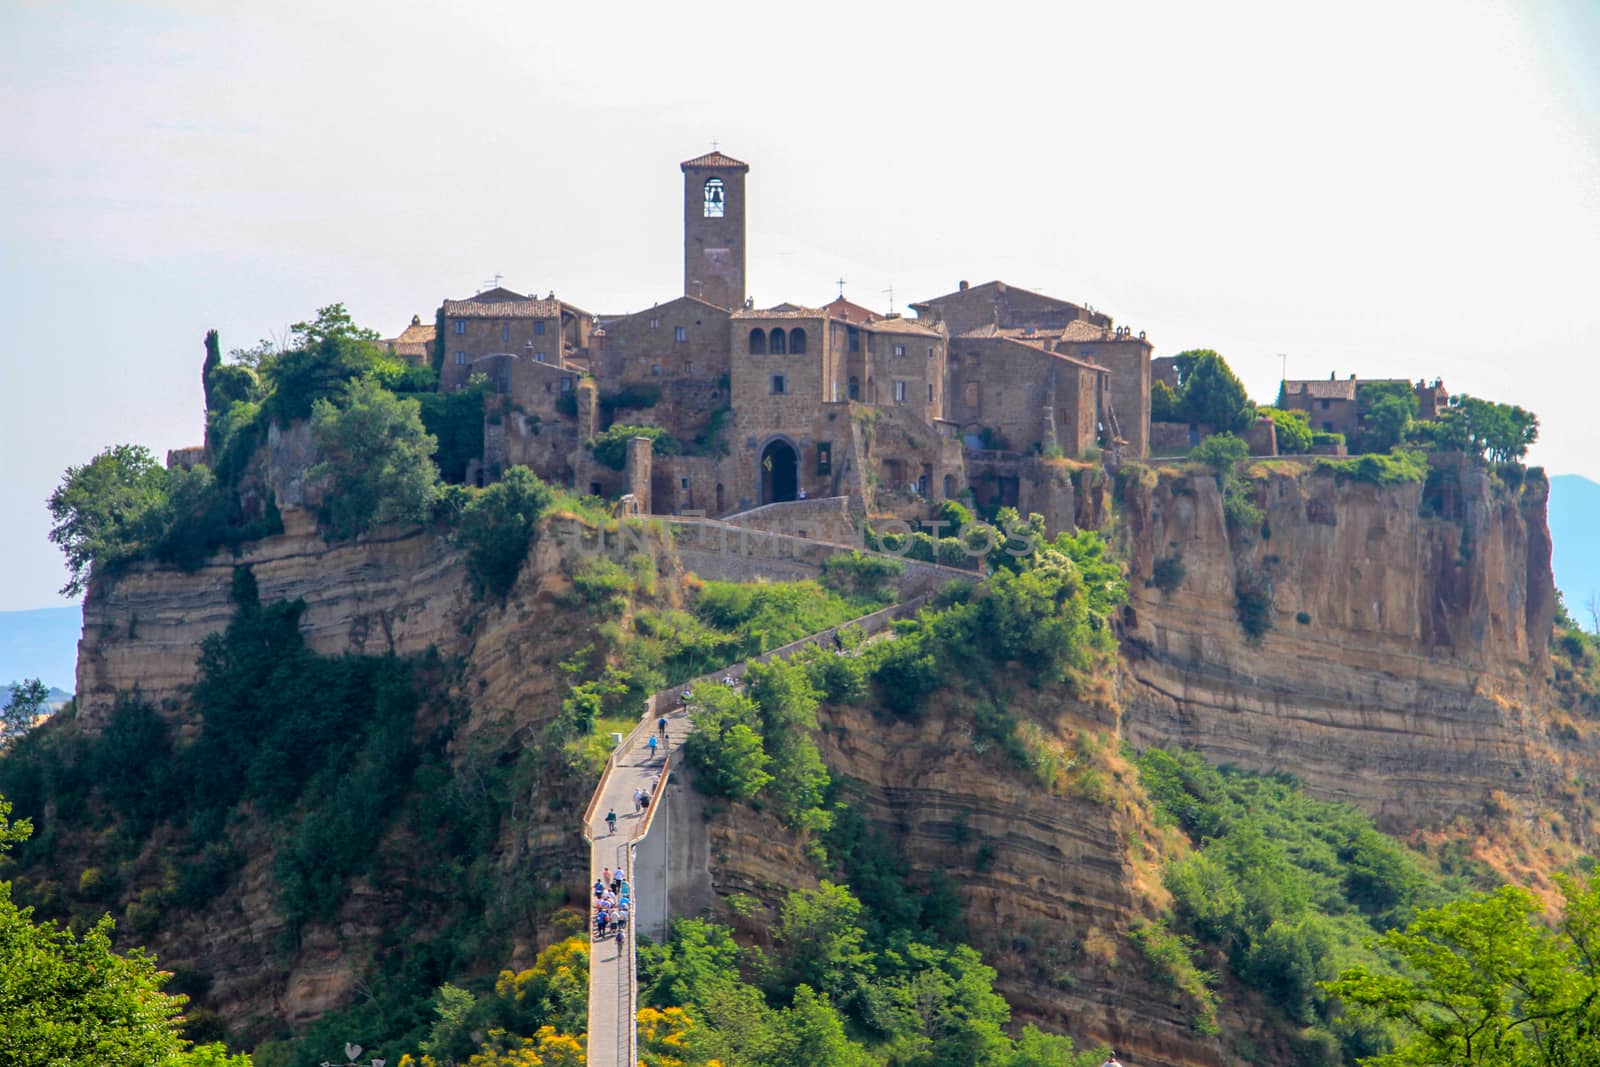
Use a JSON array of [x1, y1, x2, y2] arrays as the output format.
[[881, 286, 895, 315], [481, 273, 503, 291], [1279, 353, 1288, 384]]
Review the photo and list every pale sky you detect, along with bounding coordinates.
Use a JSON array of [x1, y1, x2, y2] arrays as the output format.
[[3, 0, 1597, 610]]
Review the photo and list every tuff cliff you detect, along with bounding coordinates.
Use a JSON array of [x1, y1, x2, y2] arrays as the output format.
[[51, 457, 1576, 1066], [1117, 460, 1562, 833]]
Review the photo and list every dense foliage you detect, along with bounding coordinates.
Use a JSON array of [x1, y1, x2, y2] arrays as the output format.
[[1160, 350, 1255, 433], [453, 467, 560, 598], [1258, 406, 1313, 454], [635, 879, 1110, 1066], [587, 424, 680, 471], [1349, 381, 1419, 455], [1410, 393, 1540, 466], [0, 794, 215, 1065], [1323, 876, 1600, 1067], [308, 378, 441, 539], [1137, 748, 1462, 1064]]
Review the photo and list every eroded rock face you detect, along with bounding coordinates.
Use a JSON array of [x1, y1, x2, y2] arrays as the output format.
[[1117, 464, 1557, 831], [60, 463, 1566, 1062]]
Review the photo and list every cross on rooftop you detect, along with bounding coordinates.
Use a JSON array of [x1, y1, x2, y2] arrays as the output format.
[[836, 277, 847, 298]]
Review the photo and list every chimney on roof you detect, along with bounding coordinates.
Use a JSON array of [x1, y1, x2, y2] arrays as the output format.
[[411, 314, 421, 325], [1350, 373, 1356, 380], [958, 280, 969, 291]]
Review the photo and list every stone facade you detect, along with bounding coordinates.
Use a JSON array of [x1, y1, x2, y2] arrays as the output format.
[[438, 287, 592, 392], [425, 150, 1157, 536], [681, 151, 748, 311]]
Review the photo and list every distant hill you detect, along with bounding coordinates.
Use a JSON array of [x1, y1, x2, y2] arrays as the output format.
[[0, 606, 81, 693], [1550, 474, 1600, 633]]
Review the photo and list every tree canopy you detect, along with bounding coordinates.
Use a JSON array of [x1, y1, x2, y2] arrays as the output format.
[[0, 795, 195, 1065], [1160, 350, 1255, 433], [308, 378, 441, 540], [1324, 876, 1600, 1066]]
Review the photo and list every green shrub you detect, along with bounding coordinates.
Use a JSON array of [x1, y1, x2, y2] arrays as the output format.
[[820, 552, 903, 599], [1235, 569, 1274, 640], [453, 467, 558, 599], [1314, 448, 1428, 486], [416, 384, 486, 484], [1190, 433, 1249, 481], [1151, 554, 1185, 595], [308, 378, 441, 539], [1259, 407, 1313, 453], [587, 424, 679, 470]]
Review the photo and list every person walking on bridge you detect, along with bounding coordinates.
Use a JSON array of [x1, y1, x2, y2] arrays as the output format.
[[605, 808, 617, 835]]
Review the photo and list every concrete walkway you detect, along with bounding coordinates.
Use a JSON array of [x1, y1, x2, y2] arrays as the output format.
[[581, 595, 930, 1066], [584, 701, 695, 1067]]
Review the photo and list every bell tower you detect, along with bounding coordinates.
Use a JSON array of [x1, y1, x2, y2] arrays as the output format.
[[681, 149, 748, 310]]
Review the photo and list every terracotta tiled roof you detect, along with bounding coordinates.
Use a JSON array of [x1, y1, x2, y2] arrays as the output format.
[[1285, 379, 1359, 401], [395, 319, 436, 344], [823, 296, 882, 323], [444, 296, 563, 318], [1058, 320, 1111, 342], [955, 327, 1106, 372], [681, 150, 749, 170], [864, 317, 945, 338]]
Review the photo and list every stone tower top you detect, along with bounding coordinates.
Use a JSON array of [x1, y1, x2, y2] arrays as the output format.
[[682, 149, 748, 310]]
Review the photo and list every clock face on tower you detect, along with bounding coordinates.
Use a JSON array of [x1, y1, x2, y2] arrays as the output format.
[[704, 177, 725, 218]]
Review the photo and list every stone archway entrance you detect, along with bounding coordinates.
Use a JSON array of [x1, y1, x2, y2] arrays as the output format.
[[760, 439, 798, 504]]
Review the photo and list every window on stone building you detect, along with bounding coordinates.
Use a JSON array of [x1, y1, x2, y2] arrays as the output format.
[[771, 329, 788, 356], [561, 377, 573, 392], [704, 177, 725, 217], [817, 442, 832, 475], [681, 477, 690, 490], [848, 327, 860, 353], [771, 374, 786, 395], [894, 344, 907, 357], [965, 381, 979, 408], [675, 326, 687, 342], [535, 321, 546, 336], [928, 383, 934, 403], [502, 323, 510, 343], [789, 328, 807, 354], [848, 376, 859, 400], [928, 347, 935, 360], [1323, 421, 1334, 432], [649, 318, 660, 330], [749, 328, 767, 355], [651, 363, 661, 376], [895, 380, 907, 403], [456, 352, 466, 366], [534, 352, 546, 363], [1321, 399, 1330, 410], [454, 321, 465, 335]]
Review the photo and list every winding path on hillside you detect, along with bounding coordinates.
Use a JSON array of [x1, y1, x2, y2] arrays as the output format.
[[580, 596, 932, 1066]]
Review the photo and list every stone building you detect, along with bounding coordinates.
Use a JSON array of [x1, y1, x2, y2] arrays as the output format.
[[438, 287, 593, 392], [912, 281, 1152, 456], [1278, 374, 1448, 437], [377, 315, 436, 364], [430, 149, 1155, 534]]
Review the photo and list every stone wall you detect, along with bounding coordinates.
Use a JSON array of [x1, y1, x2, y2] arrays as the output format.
[[719, 496, 859, 545]]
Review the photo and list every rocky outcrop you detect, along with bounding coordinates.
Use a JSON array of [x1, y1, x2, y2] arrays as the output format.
[[76, 508, 465, 728], [1117, 462, 1558, 831]]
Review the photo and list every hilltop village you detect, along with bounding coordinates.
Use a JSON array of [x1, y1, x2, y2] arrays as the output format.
[[351, 149, 1463, 539]]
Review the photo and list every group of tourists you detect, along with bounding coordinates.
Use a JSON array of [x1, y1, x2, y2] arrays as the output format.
[[593, 867, 631, 942]]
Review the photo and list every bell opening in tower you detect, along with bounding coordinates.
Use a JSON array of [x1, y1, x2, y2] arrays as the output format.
[[704, 177, 725, 218]]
